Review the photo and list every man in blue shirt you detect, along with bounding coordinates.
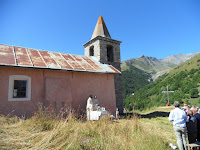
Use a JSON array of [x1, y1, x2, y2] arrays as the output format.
[[169, 101, 188, 150]]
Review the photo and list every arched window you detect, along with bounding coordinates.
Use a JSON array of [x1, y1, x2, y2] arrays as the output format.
[[89, 46, 94, 56], [107, 45, 114, 62]]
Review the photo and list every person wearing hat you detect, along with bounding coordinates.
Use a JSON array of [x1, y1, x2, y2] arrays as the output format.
[[169, 101, 188, 150]]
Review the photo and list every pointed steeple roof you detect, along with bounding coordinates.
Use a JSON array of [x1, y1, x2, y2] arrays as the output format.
[[91, 16, 111, 39]]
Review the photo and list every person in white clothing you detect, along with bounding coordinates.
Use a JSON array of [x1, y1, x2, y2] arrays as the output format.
[[86, 95, 93, 120]]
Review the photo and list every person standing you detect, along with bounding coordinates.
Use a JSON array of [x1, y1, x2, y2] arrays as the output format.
[[191, 107, 200, 142], [186, 110, 197, 143], [182, 103, 189, 113], [86, 95, 93, 120], [116, 108, 119, 120], [169, 101, 188, 150], [196, 107, 200, 114], [93, 95, 99, 111]]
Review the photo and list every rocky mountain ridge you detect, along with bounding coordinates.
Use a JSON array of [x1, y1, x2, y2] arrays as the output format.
[[121, 53, 199, 80], [161, 53, 197, 65]]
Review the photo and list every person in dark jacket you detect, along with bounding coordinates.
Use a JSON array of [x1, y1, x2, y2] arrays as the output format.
[[186, 110, 197, 143], [191, 107, 200, 142]]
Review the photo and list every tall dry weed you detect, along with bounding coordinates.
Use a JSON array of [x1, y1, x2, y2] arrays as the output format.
[[0, 107, 170, 150]]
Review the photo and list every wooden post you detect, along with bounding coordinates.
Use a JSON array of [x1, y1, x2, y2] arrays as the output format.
[[132, 93, 135, 110]]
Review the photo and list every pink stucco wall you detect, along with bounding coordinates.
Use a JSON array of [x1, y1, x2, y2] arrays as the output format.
[[0, 67, 116, 117]]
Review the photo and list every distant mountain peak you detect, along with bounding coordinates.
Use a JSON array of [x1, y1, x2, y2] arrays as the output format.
[[139, 55, 145, 58]]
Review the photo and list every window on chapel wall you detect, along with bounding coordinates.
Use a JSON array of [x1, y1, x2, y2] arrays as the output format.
[[107, 45, 114, 62], [89, 46, 94, 56], [13, 80, 27, 98], [8, 75, 31, 101]]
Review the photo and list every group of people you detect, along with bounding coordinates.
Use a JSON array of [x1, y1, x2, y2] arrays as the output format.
[[86, 95, 99, 120], [169, 101, 200, 150], [86, 95, 99, 111]]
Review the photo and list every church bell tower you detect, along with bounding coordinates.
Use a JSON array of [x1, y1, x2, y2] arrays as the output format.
[[83, 16, 123, 114]]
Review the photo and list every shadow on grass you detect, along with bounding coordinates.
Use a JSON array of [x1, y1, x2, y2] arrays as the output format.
[[123, 111, 170, 119]]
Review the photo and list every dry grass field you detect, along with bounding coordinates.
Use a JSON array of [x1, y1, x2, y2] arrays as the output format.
[[0, 106, 176, 150]]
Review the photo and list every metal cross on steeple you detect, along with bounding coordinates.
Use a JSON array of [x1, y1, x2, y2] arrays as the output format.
[[162, 85, 174, 106]]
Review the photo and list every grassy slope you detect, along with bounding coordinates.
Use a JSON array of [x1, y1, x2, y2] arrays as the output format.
[[135, 106, 177, 144], [169, 53, 200, 76], [132, 53, 200, 110], [164, 53, 200, 107], [0, 107, 177, 150]]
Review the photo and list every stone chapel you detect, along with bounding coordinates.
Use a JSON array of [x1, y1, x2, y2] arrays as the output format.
[[0, 16, 123, 116]]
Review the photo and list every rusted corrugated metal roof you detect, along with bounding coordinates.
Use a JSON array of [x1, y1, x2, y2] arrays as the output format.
[[0, 45, 16, 65], [0, 44, 120, 74]]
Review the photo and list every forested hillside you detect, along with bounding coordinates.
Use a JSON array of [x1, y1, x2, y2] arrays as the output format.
[[122, 64, 150, 98], [123, 53, 200, 111]]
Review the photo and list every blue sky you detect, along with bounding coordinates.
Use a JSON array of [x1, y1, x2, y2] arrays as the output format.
[[1, 0, 200, 61]]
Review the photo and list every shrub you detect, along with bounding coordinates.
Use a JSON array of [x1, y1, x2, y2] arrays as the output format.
[[124, 94, 133, 111], [190, 88, 199, 98], [24, 104, 58, 131]]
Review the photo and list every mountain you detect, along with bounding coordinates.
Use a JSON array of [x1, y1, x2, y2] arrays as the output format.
[[121, 53, 198, 80], [122, 64, 151, 99], [124, 53, 200, 111], [162, 53, 197, 65], [122, 55, 174, 73]]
